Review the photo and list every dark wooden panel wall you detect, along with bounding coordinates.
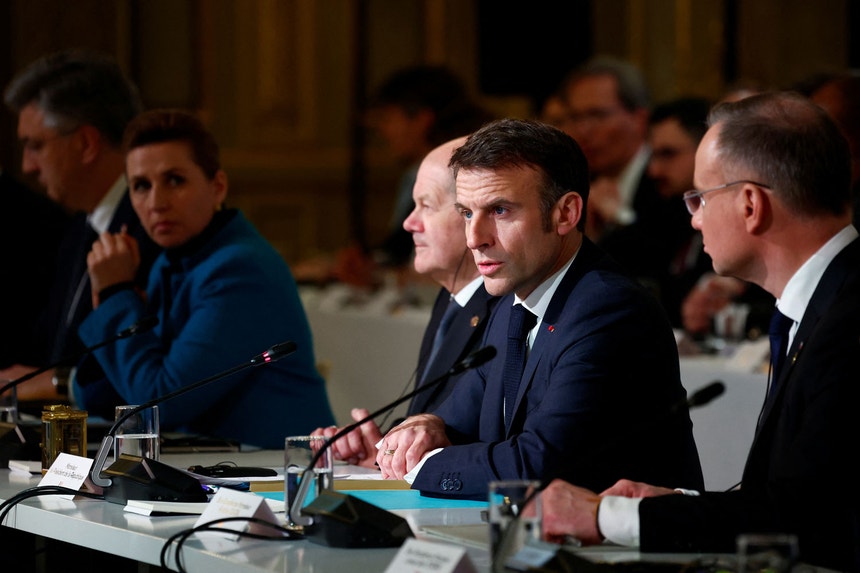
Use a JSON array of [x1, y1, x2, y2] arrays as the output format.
[[1, 0, 854, 264]]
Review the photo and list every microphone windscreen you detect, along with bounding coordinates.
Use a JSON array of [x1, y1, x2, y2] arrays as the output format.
[[253, 341, 298, 364], [449, 345, 497, 374], [688, 381, 725, 408]]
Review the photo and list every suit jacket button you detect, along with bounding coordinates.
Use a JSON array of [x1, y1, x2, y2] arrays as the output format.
[[452, 479, 462, 491]]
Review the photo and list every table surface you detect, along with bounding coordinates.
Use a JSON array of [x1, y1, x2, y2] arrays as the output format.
[[4, 450, 712, 573], [4, 452, 840, 572]]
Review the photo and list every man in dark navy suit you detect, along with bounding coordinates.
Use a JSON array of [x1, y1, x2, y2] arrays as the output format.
[[0, 169, 69, 368], [541, 92, 860, 572], [2, 50, 158, 402], [313, 136, 498, 467], [376, 119, 702, 498]]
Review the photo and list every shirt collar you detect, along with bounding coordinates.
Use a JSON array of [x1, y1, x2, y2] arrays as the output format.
[[778, 225, 858, 328], [451, 275, 484, 308], [512, 246, 581, 346], [87, 175, 127, 234], [617, 145, 650, 209]]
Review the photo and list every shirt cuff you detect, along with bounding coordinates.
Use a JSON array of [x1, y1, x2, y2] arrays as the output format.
[[673, 488, 701, 496], [403, 448, 443, 485], [597, 495, 642, 547]]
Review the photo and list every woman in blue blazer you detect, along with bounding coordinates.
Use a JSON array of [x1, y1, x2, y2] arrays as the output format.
[[73, 110, 335, 448]]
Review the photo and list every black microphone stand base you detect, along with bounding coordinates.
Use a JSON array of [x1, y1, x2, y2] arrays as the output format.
[[100, 454, 209, 504], [301, 490, 413, 548]]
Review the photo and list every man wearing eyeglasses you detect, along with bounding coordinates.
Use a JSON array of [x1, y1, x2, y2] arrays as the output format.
[[1, 50, 158, 402], [540, 92, 860, 572], [646, 97, 774, 335], [560, 57, 654, 240], [559, 57, 690, 306]]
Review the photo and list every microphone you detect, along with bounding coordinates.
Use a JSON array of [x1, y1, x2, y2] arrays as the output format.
[[0, 316, 159, 466], [291, 345, 497, 548], [89, 341, 297, 504], [0, 315, 159, 396], [685, 380, 725, 409]]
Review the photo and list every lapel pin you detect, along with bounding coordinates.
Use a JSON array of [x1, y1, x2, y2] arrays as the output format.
[[470, 316, 479, 327], [547, 325, 555, 333]]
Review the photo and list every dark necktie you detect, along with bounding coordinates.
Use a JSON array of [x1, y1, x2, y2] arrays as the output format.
[[503, 304, 537, 429], [768, 308, 793, 397], [423, 299, 460, 382], [50, 221, 99, 363]]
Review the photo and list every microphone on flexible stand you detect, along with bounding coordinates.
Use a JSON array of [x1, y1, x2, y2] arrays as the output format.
[[89, 341, 297, 504], [0, 316, 159, 465], [0, 315, 159, 397], [290, 345, 497, 548]]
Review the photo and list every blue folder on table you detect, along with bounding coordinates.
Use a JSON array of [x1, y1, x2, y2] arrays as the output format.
[[259, 489, 487, 511]]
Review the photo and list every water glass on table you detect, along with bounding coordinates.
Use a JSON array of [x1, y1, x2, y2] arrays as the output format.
[[489, 479, 543, 572], [736, 533, 799, 573], [284, 435, 332, 528], [114, 405, 160, 461], [0, 383, 17, 425]]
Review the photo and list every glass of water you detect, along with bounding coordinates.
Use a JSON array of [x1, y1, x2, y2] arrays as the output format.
[[0, 382, 18, 425], [489, 480, 543, 572], [284, 435, 332, 528], [114, 405, 160, 461]]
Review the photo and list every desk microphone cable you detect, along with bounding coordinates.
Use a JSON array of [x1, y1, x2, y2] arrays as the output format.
[[160, 516, 302, 573], [0, 485, 105, 525]]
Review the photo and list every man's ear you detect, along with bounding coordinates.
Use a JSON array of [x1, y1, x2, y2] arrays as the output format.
[[76, 125, 103, 165], [555, 191, 584, 236], [743, 184, 771, 235]]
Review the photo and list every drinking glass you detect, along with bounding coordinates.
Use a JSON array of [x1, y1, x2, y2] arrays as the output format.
[[284, 435, 332, 528], [114, 405, 160, 461]]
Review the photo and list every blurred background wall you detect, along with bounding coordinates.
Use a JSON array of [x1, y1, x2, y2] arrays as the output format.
[[1, 0, 856, 265]]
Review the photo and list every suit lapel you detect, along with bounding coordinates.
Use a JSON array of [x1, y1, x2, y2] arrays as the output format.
[[415, 289, 451, 386], [412, 284, 495, 415], [506, 239, 605, 437], [753, 238, 860, 438]]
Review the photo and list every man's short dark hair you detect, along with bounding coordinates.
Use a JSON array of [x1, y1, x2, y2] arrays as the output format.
[[649, 97, 712, 143], [4, 49, 142, 147], [449, 118, 590, 231], [369, 65, 493, 147], [709, 91, 851, 217]]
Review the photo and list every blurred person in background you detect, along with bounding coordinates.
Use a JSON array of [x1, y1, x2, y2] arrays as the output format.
[[294, 65, 493, 289], [1, 49, 159, 403]]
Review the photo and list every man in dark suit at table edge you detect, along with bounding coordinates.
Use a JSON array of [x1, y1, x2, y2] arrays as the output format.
[[313, 136, 498, 467], [541, 91, 860, 573], [376, 119, 703, 498]]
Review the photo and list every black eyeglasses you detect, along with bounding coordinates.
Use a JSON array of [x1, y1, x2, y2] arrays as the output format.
[[682, 180, 771, 215]]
